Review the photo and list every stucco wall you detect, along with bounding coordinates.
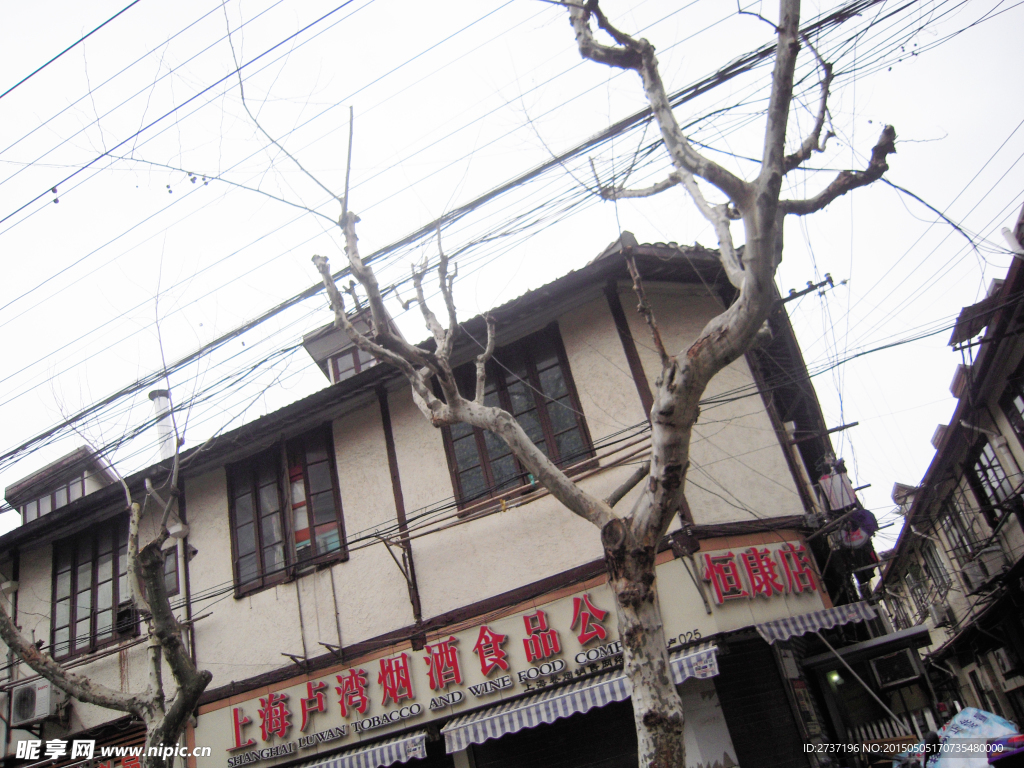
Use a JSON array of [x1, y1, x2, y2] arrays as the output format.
[[620, 283, 806, 525]]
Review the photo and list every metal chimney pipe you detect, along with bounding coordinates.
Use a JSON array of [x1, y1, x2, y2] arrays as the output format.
[[148, 389, 174, 461]]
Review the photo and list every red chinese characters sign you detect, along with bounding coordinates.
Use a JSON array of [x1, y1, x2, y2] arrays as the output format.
[[702, 544, 819, 604]]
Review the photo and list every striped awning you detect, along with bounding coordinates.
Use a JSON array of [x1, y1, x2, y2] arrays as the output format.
[[671, 641, 718, 684], [442, 644, 719, 753], [293, 730, 427, 768], [755, 601, 877, 644]]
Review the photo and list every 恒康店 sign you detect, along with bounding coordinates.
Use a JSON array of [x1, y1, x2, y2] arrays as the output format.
[[194, 539, 824, 767]]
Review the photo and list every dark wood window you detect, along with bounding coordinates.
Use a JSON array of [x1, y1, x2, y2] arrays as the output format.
[[939, 491, 984, 566], [163, 546, 180, 598], [51, 518, 134, 658], [966, 439, 1019, 526], [442, 326, 593, 506], [228, 427, 346, 595], [1001, 363, 1024, 445], [22, 475, 85, 523]]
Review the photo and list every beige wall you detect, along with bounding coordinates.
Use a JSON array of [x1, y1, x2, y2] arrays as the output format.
[[620, 283, 806, 525]]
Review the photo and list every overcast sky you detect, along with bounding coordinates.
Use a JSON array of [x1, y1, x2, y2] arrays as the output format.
[[0, 0, 1021, 548]]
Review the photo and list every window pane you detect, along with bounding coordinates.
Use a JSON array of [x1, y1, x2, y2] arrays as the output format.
[[55, 599, 70, 628], [76, 619, 92, 647], [54, 486, 68, 508], [77, 561, 92, 587], [263, 544, 285, 575], [556, 430, 585, 463], [257, 457, 277, 488], [77, 589, 92, 614], [96, 610, 113, 641], [517, 409, 545, 444], [236, 522, 256, 556], [258, 483, 280, 516], [450, 421, 473, 440], [97, 552, 113, 583], [54, 627, 70, 655], [238, 554, 259, 585], [538, 365, 568, 399], [483, 429, 511, 461], [491, 455, 519, 491], [548, 397, 577, 434], [459, 466, 487, 501], [39, 495, 52, 516], [311, 491, 336, 526], [235, 492, 254, 527], [55, 569, 72, 599], [304, 435, 328, 465], [454, 434, 482, 469], [315, 526, 340, 554], [97, 582, 113, 611], [69, 480, 83, 502], [24, 499, 37, 522], [506, 382, 532, 415], [261, 513, 283, 546], [163, 551, 178, 595], [119, 574, 128, 602], [307, 461, 332, 494], [291, 479, 306, 506]]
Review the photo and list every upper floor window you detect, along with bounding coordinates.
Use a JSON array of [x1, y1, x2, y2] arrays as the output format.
[[1001, 361, 1024, 445], [919, 538, 951, 595], [228, 427, 346, 595], [966, 439, 1018, 526], [52, 518, 134, 658], [441, 326, 593, 506], [886, 594, 912, 631], [939, 491, 984, 566], [22, 475, 85, 523], [904, 565, 929, 619]]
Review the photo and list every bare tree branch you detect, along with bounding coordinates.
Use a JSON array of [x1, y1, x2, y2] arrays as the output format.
[[782, 125, 897, 215], [605, 461, 650, 507], [596, 171, 680, 200], [783, 35, 835, 173], [474, 314, 496, 405], [626, 257, 670, 369], [569, 2, 752, 207]]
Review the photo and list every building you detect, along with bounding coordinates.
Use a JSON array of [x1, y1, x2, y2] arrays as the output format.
[[1, 235, 907, 768], [875, 207, 1024, 729]]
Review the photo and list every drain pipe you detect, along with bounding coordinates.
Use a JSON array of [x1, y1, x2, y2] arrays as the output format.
[[149, 389, 174, 461]]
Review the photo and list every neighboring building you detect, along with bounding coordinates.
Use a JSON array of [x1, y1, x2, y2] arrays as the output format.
[[876, 208, 1024, 729], [0, 235, 916, 768]]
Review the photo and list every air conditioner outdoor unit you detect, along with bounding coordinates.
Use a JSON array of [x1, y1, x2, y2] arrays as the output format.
[[10, 679, 66, 728], [928, 602, 953, 627], [871, 648, 921, 689], [962, 561, 987, 594], [978, 546, 1008, 579]]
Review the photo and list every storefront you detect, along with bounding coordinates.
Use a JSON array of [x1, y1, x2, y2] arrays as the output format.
[[191, 534, 841, 768]]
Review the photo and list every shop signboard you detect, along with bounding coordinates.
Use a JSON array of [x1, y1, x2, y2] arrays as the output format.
[[193, 538, 825, 767]]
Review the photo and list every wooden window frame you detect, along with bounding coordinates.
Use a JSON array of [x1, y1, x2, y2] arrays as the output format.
[[965, 439, 1018, 527], [22, 475, 85, 523], [440, 324, 594, 508], [51, 517, 136, 660], [228, 425, 348, 598], [163, 545, 180, 598]]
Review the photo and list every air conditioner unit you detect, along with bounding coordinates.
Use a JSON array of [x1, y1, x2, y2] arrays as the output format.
[[871, 648, 921, 689], [928, 602, 953, 627], [10, 679, 66, 728], [962, 561, 987, 594], [978, 546, 1009, 579]]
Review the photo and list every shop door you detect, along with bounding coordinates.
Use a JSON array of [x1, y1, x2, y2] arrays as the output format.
[[715, 638, 809, 768]]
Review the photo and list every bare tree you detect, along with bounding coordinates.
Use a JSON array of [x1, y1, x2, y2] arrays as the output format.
[[0, 421, 212, 768], [310, 2, 896, 765]]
